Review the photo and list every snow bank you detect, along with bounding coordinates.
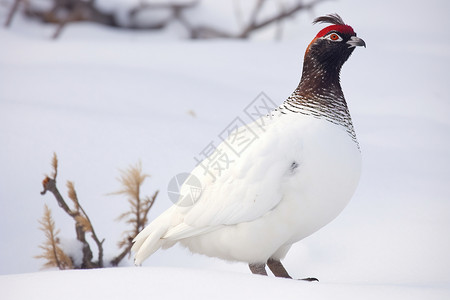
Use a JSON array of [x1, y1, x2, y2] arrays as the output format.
[[2, 267, 449, 300]]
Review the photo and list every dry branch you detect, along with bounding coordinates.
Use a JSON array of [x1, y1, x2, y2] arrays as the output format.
[[5, 0, 327, 39], [3, 0, 21, 27], [38, 153, 158, 269], [192, 0, 328, 39], [35, 204, 73, 270], [40, 153, 103, 268], [110, 162, 158, 266]]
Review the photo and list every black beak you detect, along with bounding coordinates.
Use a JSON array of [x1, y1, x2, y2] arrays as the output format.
[[347, 36, 366, 48]]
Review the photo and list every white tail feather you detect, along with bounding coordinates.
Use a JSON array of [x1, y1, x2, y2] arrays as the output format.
[[132, 207, 177, 265], [163, 223, 219, 241], [134, 226, 167, 265], [132, 206, 220, 264]]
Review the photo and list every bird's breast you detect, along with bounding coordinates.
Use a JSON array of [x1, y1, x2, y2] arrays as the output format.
[[279, 116, 361, 242]]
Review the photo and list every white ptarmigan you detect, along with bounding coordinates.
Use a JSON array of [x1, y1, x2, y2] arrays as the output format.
[[133, 14, 365, 279]]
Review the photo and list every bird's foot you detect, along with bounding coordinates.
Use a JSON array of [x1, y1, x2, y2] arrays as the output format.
[[266, 259, 318, 281], [250, 260, 319, 282], [298, 277, 319, 282]]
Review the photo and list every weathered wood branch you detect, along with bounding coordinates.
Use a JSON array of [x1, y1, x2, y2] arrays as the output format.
[[129, 1, 198, 18], [41, 176, 100, 268], [191, 0, 328, 39], [77, 199, 105, 267], [4, 0, 21, 27], [110, 190, 157, 267], [38, 154, 158, 269], [239, 0, 328, 38], [41, 177, 74, 217], [5, 0, 327, 40], [109, 160, 159, 266], [110, 238, 133, 267], [139, 190, 158, 233]]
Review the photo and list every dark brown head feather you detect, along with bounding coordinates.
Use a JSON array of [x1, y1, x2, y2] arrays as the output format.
[[313, 14, 345, 26]]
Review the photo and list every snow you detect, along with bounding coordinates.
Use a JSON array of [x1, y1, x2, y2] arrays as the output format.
[[2, 267, 449, 300], [1, 0, 450, 299], [59, 238, 85, 267]]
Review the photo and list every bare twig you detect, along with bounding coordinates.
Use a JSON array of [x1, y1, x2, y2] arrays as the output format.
[[110, 239, 133, 267], [237, 0, 327, 38], [41, 154, 102, 268], [77, 200, 105, 267], [189, 0, 327, 39], [7, 0, 327, 40], [110, 164, 158, 266], [4, 0, 21, 27], [140, 191, 158, 232], [232, 0, 244, 28], [39, 154, 157, 269], [35, 204, 73, 270], [129, 1, 198, 18], [41, 176, 97, 268], [110, 191, 158, 267], [247, 0, 266, 29], [41, 177, 73, 216], [22, 0, 198, 38]]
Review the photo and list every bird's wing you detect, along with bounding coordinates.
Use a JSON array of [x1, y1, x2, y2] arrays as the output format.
[[165, 114, 303, 239]]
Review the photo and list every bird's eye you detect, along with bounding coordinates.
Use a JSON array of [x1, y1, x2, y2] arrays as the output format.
[[324, 33, 343, 42]]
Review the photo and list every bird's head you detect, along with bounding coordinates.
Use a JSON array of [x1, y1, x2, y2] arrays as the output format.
[[304, 14, 365, 74]]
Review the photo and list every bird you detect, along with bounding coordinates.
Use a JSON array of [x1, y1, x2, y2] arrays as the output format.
[[132, 13, 365, 279]]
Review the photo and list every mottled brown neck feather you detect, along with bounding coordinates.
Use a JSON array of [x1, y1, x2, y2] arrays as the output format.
[[280, 55, 359, 148]]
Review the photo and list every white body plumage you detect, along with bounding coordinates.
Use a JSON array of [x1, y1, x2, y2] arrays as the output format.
[[133, 112, 361, 265]]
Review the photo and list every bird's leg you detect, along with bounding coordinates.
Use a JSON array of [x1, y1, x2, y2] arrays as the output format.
[[248, 263, 268, 276], [267, 259, 319, 281], [267, 258, 292, 278]]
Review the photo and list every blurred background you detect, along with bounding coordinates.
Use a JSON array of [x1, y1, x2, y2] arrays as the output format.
[[1, 0, 449, 287]]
